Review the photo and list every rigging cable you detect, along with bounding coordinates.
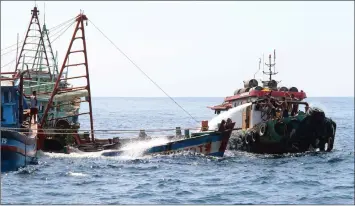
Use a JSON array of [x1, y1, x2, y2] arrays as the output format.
[[50, 20, 76, 43], [1, 15, 77, 52], [1, 17, 76, 58], [88, 19, 200, 124], [1, 19, 76, 68]]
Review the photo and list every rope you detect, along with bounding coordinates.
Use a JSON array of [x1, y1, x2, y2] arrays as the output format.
[[1, 15, 77, 52], [88, 19, 200, 124], [50, 20, 76, 44], [1, 19, 76, 69], [0, 128, 239, 135], [1, 17, 75, 58], [47, 16, 78, 33], [0, 127, 203, 132]]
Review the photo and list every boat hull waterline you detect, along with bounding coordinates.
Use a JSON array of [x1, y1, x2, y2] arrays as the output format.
[[1, 130, 38, 172], [101, 125, 235, 158]]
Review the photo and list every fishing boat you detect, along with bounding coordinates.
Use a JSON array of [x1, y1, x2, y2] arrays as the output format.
[[37, 12, 120, 153], [1, 71, 38, 172], [207, 50, 336, 154], [101, 122, 236, 157], [5, 6, 89, 152]]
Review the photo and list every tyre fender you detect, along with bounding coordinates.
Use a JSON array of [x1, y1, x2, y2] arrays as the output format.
[[259, 123, 267, 136]]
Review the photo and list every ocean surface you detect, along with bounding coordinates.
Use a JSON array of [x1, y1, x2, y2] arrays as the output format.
[[1, 97, 354, 204]]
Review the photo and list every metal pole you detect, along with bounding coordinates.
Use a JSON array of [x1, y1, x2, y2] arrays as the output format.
[[19, 68, 29, 125], [80, 15, 95, 142], [16, 33, 19, 68]]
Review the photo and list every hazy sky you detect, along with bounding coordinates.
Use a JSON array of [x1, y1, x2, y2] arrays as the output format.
[[1, 1, 354, 97]]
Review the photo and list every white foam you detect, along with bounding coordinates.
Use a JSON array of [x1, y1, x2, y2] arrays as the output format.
[[67, 172, 88, 177], [42, 148, 103, 159]]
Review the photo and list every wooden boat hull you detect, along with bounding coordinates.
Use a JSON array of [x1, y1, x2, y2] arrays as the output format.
[[101, 126, 234, 158], [1, 130, 37, 172]]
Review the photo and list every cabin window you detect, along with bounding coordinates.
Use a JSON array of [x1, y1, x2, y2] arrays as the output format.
[[234, 102, 237, 107]]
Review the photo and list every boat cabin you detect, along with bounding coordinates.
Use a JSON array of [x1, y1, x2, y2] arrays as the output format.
[[208, 78, 308, 130], [1, 78, 29, 128]]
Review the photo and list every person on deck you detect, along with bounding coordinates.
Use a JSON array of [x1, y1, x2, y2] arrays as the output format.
[[267, 98, 277, 119], [290, 94, 299, 116], [218, 120, 226, 132], [225, 118, 233, 130], [30, 91, 38, 124], [280, 97, 289, 118], [305, 105, 310, 113]]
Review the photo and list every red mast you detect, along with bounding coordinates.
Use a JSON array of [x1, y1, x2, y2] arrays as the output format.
[[40, 13, 95, 142], [15, 6, 52, 79]]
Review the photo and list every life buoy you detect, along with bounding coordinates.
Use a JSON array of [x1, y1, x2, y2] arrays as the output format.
[[259, 123, 267, 136]]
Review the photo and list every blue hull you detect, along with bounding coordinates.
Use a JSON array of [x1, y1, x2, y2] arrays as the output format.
[[102, 128, 233, 158], [1, 130, 37, 172]]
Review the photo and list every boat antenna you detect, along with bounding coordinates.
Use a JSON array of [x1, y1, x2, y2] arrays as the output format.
[[44, 1, 45, 24], [273, 49, 276, 73], [262, 53, 264, 72], [254, 58, 261, 79], [263, 50, 278, 82], [15, 33, 19, 67]]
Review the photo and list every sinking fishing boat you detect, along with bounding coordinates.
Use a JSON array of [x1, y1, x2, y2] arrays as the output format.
[[1, 72, 38, 172], [36, 12, 120, 152], [208, 51, 336, 154], [102, 122, 236, 157]]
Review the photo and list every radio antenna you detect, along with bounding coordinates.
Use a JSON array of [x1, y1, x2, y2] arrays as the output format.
[[254, 58, 261, 79]]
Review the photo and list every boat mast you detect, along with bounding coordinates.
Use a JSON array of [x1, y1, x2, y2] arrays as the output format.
[[14, 6, 52, 80], [262, 49, 278, 87], [42, 2, 59, 76], [40, 12, 95, 142]]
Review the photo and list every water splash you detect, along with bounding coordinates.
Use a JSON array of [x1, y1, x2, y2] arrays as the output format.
[[208, 103, 252, 130], [118, 136, 171, 158], [41, 148, 103, 159]]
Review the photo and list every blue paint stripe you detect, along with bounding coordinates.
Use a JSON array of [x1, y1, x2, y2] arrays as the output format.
[[1, 151, 36, 172], [1, 138, 37, 152]]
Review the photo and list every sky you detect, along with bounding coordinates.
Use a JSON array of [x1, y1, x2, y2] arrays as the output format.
[[1, 1, 354, 97]]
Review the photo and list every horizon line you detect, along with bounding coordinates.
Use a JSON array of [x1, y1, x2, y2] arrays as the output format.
[[89, 96, 355, 98]]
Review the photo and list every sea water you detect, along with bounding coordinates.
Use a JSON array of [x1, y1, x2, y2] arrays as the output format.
[[1, 97, 353, 204]]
